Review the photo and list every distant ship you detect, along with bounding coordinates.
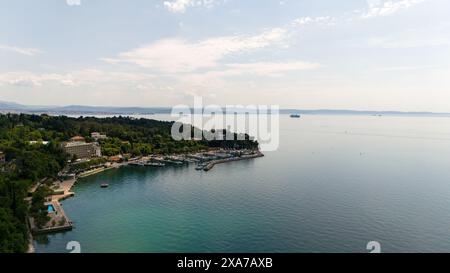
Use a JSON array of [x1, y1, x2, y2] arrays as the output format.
[[290, 114, 301, 118]]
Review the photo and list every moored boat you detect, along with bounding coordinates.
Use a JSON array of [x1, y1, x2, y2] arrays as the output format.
[[145, 162, 165, 167]]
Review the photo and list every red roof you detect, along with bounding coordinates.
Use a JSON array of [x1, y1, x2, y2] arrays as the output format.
[[70, 136, 85, 142]]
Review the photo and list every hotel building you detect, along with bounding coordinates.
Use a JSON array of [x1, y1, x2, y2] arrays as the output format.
[[63, 141, 101, 159]]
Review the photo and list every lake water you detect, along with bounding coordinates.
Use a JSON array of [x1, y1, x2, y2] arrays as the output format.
[[34, 115, 450, 253]]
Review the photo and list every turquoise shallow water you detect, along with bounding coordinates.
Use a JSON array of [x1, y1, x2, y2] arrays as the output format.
[[34, 115, 450, 253]]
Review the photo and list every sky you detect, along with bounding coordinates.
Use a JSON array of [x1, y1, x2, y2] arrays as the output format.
[[0, 0, 449, 111]]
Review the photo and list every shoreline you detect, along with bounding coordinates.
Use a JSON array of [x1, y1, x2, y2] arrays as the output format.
[[26, 220, 35, 253], [78, 165, 117, 178]]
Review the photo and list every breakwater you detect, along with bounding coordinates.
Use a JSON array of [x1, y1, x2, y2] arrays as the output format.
[[203, 152, 264, 171]]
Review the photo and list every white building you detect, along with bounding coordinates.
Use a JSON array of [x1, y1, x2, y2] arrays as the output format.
[[91, 132, 108, 140], [63, 141, 101, 159]]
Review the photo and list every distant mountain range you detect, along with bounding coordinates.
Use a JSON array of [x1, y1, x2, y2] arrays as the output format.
[[0, 101, 168, 115], [1, 100, 449, 117]]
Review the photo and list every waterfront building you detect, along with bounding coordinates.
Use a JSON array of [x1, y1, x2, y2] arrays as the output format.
[[63, 141, 101, 159]]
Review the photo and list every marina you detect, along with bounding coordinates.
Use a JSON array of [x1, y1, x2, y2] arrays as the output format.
[[125, 150, 263, 172]]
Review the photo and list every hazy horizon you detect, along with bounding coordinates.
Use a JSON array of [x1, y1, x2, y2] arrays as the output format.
[[3, 99, 450, 115]]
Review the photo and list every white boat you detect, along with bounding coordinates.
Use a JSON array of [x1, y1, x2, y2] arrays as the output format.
[[145, 162, 165, 167]]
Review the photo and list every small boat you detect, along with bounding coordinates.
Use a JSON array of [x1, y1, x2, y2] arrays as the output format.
[[100, 183, 109, 188], [290, 114, 301, 118], [195, 165, 204, 171], [145, 162, 165, 167]]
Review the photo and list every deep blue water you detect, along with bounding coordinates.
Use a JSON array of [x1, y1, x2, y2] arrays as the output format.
[[34, 115, 450, 253]]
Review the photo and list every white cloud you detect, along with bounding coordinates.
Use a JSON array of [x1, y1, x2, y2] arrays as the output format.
[[163, 0, 193, 13], [163, 0, 219, 13], [223, 61, 320, 76], [0, 61, 320, 105], [172, 61, 320, 95], [102, 28, 288, 73], [378, 65, 438, 71], [66, 0, 81, 6], [291, 16, 336, 27], [361, 0, 426, 19], [183, 61, 320, 81], [0, 45, 42, 56], [0, 70, 155, 87], [368, 36, 450, 48], [367, 24, 450, 48]]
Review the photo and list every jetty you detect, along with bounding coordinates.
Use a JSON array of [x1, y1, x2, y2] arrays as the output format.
[[203, 152, 264, 171], [78, 167, 109, 177]]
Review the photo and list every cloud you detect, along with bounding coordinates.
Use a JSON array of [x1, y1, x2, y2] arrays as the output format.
[[378, 65, 438, 71], [0, 45, 42, 56], [367, 24, 450, 48], [223, 61, 320, 76], [361, 0, 426, 19], [183, 61, 320, 80], [102, 28, 288, 73], [0, 70, 155, 87], [291, 16, 336, 27], [0, 60, 320, 102], [368, 36, 450, 48], [163, 0, 219, 13], [172, 61, 320, 94], [66, 0, 81, 6]]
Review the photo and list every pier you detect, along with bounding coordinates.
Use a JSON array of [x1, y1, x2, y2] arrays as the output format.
[[203, 152, 264, 171]]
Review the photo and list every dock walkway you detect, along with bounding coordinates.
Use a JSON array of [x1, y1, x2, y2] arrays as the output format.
[[203, 152, 264, 171]]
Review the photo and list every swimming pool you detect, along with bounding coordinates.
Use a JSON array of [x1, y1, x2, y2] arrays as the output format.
[[47, 204, 55, 213]]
